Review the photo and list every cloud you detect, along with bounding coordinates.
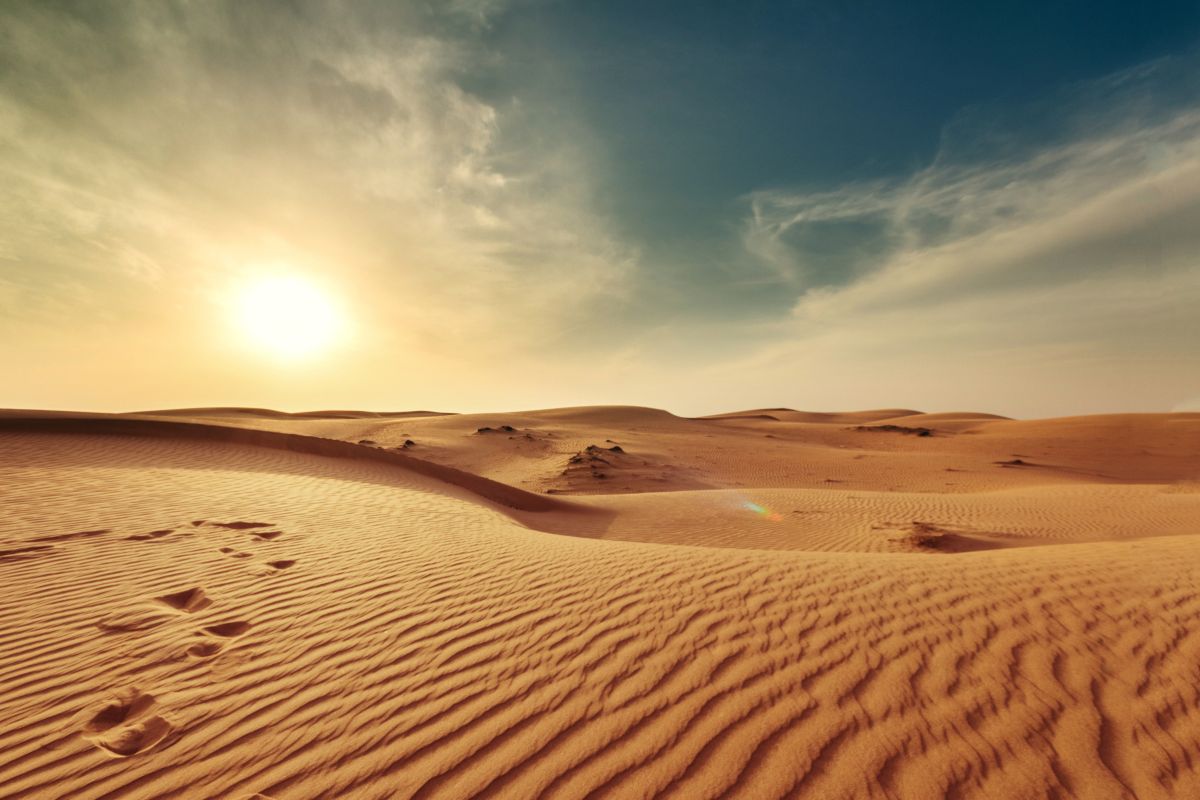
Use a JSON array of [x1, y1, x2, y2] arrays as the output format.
[[728, 54, 1200, 415], [0, 0, 633, 356]]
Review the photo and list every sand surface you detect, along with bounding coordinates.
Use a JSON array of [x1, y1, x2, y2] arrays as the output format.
[[1, 407, 1198, 799]]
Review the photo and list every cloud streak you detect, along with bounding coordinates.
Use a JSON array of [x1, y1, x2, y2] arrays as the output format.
[[0, 1, 633, 355], [727, 55, 1200, 415]]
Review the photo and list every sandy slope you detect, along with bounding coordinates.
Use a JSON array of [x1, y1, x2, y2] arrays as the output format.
[[1, 407, 1199, 799], [156, 405, 1197, 495]]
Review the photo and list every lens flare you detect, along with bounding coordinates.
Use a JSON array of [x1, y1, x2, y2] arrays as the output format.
[[741, 500, 783, 522]]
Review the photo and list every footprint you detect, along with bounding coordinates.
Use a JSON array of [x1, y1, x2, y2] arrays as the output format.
[[127, 529, 175, 541], [219, 547, 253, 559], [265, 560, 295, 571], [186, 640, 224, 659], [187, 620, 251, 659], [95, 715, 173, 757], [211, 521, 275, 531], [83, 688, 157, 733], [156, 587, 212, 614], [82, 689, 173, 757], [251, 530, 283, 541], [204, 621, 251, 638]]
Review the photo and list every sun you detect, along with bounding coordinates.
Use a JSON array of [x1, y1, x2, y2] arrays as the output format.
[[234, 275, 346, 360]]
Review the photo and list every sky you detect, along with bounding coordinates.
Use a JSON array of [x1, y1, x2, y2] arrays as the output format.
[[2, 0, 1199, 418]]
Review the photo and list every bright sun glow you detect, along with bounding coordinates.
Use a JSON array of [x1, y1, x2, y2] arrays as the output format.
[[235, 275, 346, 360]]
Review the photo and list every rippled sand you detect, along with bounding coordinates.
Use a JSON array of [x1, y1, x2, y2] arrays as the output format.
[[1, 407, 1198, 799]]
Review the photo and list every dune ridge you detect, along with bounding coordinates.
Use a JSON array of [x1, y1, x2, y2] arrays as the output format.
[[0, 412, 575, 516], [130, 408, 455, 420]]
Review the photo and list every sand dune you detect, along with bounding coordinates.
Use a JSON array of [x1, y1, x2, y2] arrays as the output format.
[[699, 408, 926, 424], [131, 408, 455, 421], [162, 404, 1197, 496], [0, 412, 576, 516], [1, 407, 1198, 799]]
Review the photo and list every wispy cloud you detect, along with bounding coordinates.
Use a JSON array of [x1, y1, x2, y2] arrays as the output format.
[[727, 55, 1200, 415], [0, 0, 633, 354]]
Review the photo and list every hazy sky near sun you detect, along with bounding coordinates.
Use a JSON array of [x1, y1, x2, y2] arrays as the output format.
[[2, 0, 1199, 417]]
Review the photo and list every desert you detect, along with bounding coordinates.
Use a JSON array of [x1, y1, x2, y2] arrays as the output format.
[[5, 2, 1200, 797], [1, 406, 1198, 798]]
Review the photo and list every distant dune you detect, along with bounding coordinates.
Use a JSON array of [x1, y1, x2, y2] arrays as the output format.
[[699, 407, 925, 424], [132, 407, 455, 420], [1, 405, 1198, 798]]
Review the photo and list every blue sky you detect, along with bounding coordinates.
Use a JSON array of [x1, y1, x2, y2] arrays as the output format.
[[471, 1, 1200, 300], [480, 1, 1198, 232], [1, 1, 1198, 415]]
